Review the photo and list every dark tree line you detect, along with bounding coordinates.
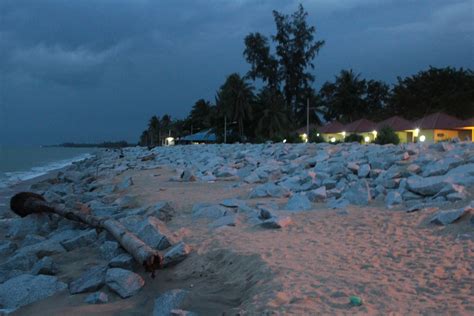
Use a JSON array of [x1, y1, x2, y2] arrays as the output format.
[[139, 5, 474, 146]]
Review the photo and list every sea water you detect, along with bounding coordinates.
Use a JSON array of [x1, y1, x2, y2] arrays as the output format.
[[0, 146, 95, 189]]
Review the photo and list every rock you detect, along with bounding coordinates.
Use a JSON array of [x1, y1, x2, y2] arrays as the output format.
[[152, 289, 189, 316], [215, 166, 237, 178], [60, 230, 97, 251], [260, 216, 292, 229], [0, 241, 17, 256], [342, 180, 371, 206], [0, 274, 66, 310], [258, 208, 272, 220], [17, 239, 66, 258], [170, 309, 197, 316], [326, 198, 350, 209], [21, 234, 46, 247], [358, 164, 370, 178], [209, 215, 237, 228], [105, 268, 144, 298], [285, 194, 312, 211], [306, 187, 327, 202], [192, 204, 229, 220], [100, 241, 124, 260], [115, 176, 133, 191], [69, 266, 107, 294], [109, 253, 134, 270], [113, 195, 140, 209], [249, 183, 290, 198], [31, 257, 58, 275], [430, 208, 468, 225], [406, 175, 448, 196], [385, 191, 403, 208], [84, 291, 109, 304], [120, 216, 172, 250], [407, 164, 421, 174], [8, 214, 51, 238], [146, 201, 175, 222], [180, 169, 196, 182], [422, 157, 463, 177], [163, 242, 191, 267]]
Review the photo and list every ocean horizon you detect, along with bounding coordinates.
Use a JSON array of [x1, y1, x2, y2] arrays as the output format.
[[0, 146, 96, 189]]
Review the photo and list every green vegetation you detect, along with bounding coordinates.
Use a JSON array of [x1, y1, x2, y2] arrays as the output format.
[[374, 126, 400, 145], [138, 5, 473, 146], [344, 134, 363, 143]]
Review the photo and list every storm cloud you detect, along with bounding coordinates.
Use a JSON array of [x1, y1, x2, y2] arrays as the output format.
[[1, 0, 472, 145]]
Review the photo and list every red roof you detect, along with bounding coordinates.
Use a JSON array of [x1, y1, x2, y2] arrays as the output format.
[[344, 118, 377, 133], [376, 116, 414, 131], [319, 121, 345, 133], [295, 123, 321, 134], [414, 112, 466, 130]]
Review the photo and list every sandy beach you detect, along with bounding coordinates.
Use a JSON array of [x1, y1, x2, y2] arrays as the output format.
[[1, 143, 473, 315]]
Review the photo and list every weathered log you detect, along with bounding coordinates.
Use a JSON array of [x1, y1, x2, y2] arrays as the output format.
[[10, 192, 162, 276]]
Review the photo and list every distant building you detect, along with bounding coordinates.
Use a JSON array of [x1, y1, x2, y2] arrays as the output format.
[[178, 129, 217, 144], [319, 112, 474, 143]]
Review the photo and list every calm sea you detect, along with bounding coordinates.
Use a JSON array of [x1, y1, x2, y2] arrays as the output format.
[[0, 146, 95, 189]]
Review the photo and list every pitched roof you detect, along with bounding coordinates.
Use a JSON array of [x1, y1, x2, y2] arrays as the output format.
[[461, 117, 474, 127], [376, 116, 414, 131], [181, 129, 216, 142], [344, 118, 377, 133], [319, 121, 345, 133], [295, 123, 321, 134], [414, 112, 466, 130]]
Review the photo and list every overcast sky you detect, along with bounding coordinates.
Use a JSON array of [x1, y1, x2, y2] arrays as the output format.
[[1, 0, 473, 145]]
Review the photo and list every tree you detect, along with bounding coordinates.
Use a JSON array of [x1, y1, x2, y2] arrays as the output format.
[[216, 73, 254, 140], [255, 87, 289, 140], [139, 130, 150, 147], [243, 4, 324, 121], [320, 69, 389, 123], [388, 66, 474, 119], [147, 115, 161, 146], [161, 114, 172, 142], [188, 99, 214, 132]]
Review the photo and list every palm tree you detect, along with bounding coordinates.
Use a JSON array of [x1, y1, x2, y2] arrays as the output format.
[[147, 115, 160, 146], [216, 73, 254, 140], [256, 88, 289, 139]]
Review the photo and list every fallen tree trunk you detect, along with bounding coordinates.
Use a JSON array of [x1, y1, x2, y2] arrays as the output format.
[[10, 192, 162, 276]]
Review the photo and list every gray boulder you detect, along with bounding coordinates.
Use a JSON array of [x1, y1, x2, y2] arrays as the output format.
[[385, 191, 403, 208], [31, 256, 58, 275], [406, 175, 448, 196], [430, 208, 468, 225], [146, 201, 175, 222], [342, 180, 371, 206], [115, 176, 133, 191], [8, 214, 51, 238], [209, 215, 237, 228], [260, 216, 292, 229], [163, 242, 191, 267], [69, 266, 107, 294], [109, 253, 134, 270], [84, 291, 109, 304], [0, 274, 66, 310], [192, 204, 229, 220], [105, 268, 144, 298], [0, 241, 17, 256], [249, 183, 290, 198], [100, 241, 124, 260], [152, 289, 189, 316], [285, 194, 312, 211], [306, 187, 327, 202], [21, 234, 46, 247], [60, 230, 97, 251], [358, 164, 371, 178], [180, 169, 196, 182]]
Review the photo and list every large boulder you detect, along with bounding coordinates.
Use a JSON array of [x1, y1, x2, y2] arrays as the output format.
[[60, 230, 97, 251], [105, 268, 144, 298], [109, 254, 134, 270], [342, 180, 371, 206], [430, 207, 469, 225], [152, 289, 189, 316], [0, 274, 66, 310], [260, 216, 292, 229], [31, 256, 58, 275], [69, 266, 107, 294], [285, 194, 312, 211], [100, 241, 124, 260], [406, 175, 448, 196], [120, 216, 172, 250], [84, 291, 109, 304], [0, 241, 17, 256], [163, 242, 191, 267], [249, 183, 290, 199], [306, 187, 327, 202]]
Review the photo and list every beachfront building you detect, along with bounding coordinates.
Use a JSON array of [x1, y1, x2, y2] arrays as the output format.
[[413, 112, 472, 143], [319, 121, 346, 142], [376, 115, 415, 143], [178, 129, 217, 144], [458, 118, 474, 141], [343, 118, 378, 143], [295, 124, 321, 142]]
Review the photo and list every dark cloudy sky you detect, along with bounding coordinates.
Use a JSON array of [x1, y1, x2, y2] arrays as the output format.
[[1, 0, 473, 145]]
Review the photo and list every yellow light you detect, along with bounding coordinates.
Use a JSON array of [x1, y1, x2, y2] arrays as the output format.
[[419, 135, 426, 142], [414, 128, 420, 137], [300, 133, 308, 143], [330, 137, 336, 143], [316, 133, 320, 137], [342, 131, 346, 137], [364, 136, 370, 143], [372, 130, 377, 138]]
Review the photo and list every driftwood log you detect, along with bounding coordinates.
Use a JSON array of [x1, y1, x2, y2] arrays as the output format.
[[10, 192, 162, 276]]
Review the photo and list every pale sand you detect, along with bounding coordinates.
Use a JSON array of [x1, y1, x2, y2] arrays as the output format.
[[15, 167, 474, 315]]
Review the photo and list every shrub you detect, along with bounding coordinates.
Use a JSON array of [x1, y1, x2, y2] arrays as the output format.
[[344, 133, 363, 143], [285, 132, 304, 143], [309, 131, 325, 143], [375, 125, 400, 145]]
